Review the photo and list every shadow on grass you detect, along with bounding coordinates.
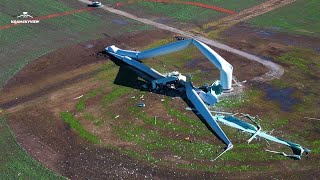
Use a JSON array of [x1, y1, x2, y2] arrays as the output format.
[[105, 51, 226, 146]]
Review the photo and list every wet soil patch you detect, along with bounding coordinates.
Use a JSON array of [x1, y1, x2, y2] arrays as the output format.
[[260, 84, 300, 112], [221, 23, 320, 52]]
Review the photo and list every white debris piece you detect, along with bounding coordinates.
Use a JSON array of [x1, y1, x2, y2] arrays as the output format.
[[74, 95, 83, 99]]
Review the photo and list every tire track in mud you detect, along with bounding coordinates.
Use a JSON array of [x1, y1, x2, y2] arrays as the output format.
[[79, 0, 284, 81]]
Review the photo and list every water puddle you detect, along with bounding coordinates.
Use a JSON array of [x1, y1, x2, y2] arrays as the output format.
[[263, 85, 300, 112], [112, 19, 128, 25]]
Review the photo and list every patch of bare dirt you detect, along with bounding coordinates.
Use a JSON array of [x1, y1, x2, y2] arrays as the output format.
[[221, 23, 320, 53]]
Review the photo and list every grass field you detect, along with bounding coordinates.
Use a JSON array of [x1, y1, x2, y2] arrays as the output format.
[[1, 0, 319, 178], [0, 0, 152, 87], [248, 0, 320, 36], [103, 0, 267, 23], [0, 117, 65, 179], [0, 0, 152, 178]]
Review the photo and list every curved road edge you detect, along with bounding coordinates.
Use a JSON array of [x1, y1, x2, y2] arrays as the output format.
[[78, 0, 284, 81]]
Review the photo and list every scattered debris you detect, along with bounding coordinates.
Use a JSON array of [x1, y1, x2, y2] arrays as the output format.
[[215, 114, 310, 160], [131, 96, 135, 99], [137, 103, 145, 107], [241, 114, 262, 144], [161, 99, 165, 102], [265, 149, 307, 160], [115, 115, 120, 119], [140, 95, 144, 99], [304, 117, 320, 121], [74, 95, 83, 99], [185, 107, 196, 111], [232, 76, 245, 87], [106, 39, 310, 160], [85, 44, 94, 49], [210, 110, 233, 115], [154, 116, 157, 125], [173, 36, 185, 41]]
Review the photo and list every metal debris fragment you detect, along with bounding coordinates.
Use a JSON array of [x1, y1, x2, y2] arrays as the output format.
[[215, 115, 310, 159], [137, 103, 145, 107], [106, 38, 310, 161], [74, 95, 83, 99], [304, 117, 320, 121]]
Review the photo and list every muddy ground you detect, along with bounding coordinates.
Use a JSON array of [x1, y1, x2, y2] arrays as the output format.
[[219, 23, 320, 56], [0, 28, 277, 179]]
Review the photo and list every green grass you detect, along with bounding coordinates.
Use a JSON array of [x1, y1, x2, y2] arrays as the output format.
[[217, 164, 262, 172], [0, 47, 51, 88], [60, 112, 100, 144], [129, 106, 192, 133], [75, 88, 104, 112], [83, 113, 104, 126], [113, 104, 224, 162], [276, 49, 320, 71], [248, 0, 320, 36], [102, 86, 131, 106], [0, 0, 153, 87], [162, 99, 211, 136], [121, 148, 158, 164], [271, 48, 320, 117], [75, 98, 86, 111], [0, 117, 65, 179], [310, 140, 320, 153], [104, 0, 267, 23], [142, 41, 219, 86], [115, 123, 222, 161], [111, 85, 287, 167]]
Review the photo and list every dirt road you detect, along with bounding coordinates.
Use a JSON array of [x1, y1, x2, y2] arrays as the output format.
[[78, 0, 284, 82]]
